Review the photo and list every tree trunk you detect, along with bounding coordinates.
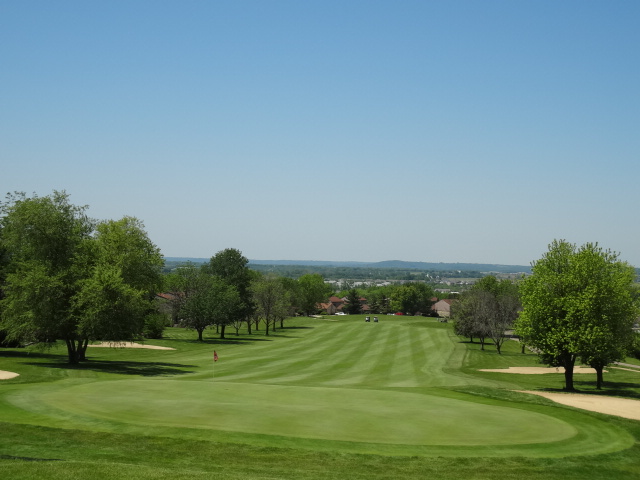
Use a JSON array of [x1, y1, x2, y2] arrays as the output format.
[[563, 356, 576, 391], [480, 337, 485, 350], [78, 338, 89, 361], [220, 324, 226, 339], [495, 340, 502, 355], [197, 328, 204, 341], [265, 318, 270, 336], [521, 343, 526, 354], [280, 317, 284, 329], [247, 319, 252, 335], [66, 339, 80, 364], [595, 365, 604, 390]]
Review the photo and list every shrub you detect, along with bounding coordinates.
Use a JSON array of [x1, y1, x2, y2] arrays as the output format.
[[143, 312, 168, 339]]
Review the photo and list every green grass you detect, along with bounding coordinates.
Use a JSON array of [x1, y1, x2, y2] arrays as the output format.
[[1, 315, 639, 478]]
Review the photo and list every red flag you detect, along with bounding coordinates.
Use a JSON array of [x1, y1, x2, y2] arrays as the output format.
[[213, 350, 218, 362]]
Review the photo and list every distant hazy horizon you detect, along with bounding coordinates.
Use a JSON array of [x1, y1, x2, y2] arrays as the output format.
[[165, 256, 534, 270]]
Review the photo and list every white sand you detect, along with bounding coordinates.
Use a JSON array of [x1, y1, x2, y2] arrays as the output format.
[[520, 390, 640, 421], [479, 366, 602, 374], [485, 365, 640, 420], [88, 342, 175, 350], [0, 370, 20, 380]]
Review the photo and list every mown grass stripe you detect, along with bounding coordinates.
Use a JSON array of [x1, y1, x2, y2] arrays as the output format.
[[214, 323, 343, 382], [385, 322, 420, 387], [271, 322, 386, 385], [407, 324, 430, 385], [321, 324, 397, 386]]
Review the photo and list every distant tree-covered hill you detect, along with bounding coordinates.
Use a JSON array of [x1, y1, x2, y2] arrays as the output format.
[[247, 259, 532, 274], [163, 257, 532, 276]]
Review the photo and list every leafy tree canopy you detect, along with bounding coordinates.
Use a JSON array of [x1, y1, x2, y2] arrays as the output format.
[[0, 191, 163, 363], [515, 240, 638, 390]]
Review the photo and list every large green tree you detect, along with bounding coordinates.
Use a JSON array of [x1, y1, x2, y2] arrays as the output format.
[[205, 248, 254, 335], [177, 265, 241, 341], [297, 273, 332, 316], [366, 286, 392, 314], [515, 240, 638, 391], [344, 288, 362, 315], [467, 276, 519, 354], [452, 290, 492, 348], [251, 274, 291, 335], [0, 192, 164, 363], [71, 217, 163, 359], [453, 276, 520, 353], [0, 192, 93, 363], [390, 283, 434, 315], [89, 217, 164, 296]]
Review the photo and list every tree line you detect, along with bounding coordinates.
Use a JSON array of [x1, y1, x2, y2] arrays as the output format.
[[162, 250, 334, 339]]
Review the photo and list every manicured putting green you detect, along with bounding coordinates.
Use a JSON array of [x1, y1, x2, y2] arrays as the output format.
[[37, 378, 575, 446]]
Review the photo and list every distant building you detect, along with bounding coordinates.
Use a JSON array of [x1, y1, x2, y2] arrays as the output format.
[[431, 299, 456, 317]]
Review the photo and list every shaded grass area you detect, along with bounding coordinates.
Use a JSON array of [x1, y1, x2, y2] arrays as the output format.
[[24, 359, 197, 377], [1, 316, 640, 478]]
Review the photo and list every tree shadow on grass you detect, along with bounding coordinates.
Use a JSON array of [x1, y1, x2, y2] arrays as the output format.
[[0, 454, 62, 462], [196, 337, 274, 345], [23, 359, 196, 377], [572, 380, 640, 400], [165, 335, 274, 345], [261, 333, 301, 339], [0, 349, 61, 361], [200, 333, 305, 343], [537, 381, 640, 400]]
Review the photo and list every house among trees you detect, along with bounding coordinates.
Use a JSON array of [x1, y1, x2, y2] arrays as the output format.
[[317, 296, 345, 315], [156, 292, 182, 326], [431, 299, 456, 318], [317, 295, 370, 315]]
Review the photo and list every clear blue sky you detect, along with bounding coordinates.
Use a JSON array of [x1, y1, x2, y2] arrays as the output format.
[[2, 1, 639, 266]]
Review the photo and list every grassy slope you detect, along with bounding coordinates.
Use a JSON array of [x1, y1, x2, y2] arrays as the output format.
[[1, 316, 639, 479]]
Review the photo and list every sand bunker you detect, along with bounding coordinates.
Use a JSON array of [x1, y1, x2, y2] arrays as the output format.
[[88, 342, 175, 350], [520, 391, 640, 421], [479, 366, 602, 375], [0, 370, 20, 380]]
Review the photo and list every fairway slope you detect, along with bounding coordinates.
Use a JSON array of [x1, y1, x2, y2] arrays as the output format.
[[2, 318, 635, 458]]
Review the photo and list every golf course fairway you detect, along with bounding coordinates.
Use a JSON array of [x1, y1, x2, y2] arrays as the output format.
[[2, 316, 639, 478]]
